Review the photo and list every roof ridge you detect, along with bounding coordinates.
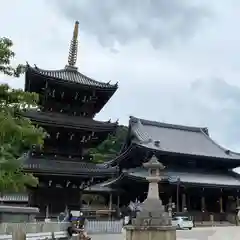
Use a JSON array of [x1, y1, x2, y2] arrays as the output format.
[[130, 118, 152, 142], [130, 116, 207, 133]]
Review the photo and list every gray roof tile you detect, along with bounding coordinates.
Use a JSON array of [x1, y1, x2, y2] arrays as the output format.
[[27, 65, 118, 89], [129, 116, 240, 160]]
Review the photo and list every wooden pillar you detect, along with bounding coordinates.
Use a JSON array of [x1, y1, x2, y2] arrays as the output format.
[[201, 188, 205, 222], [117, 194, 120, 208], [237, 190, 240, 207], [28, 190, 33, 207], [176, 179, 180, 212], [181, 193, 186, 212], [219, 197, 223, 213], [109, 193, 113, 219], [168, 196, 172, 206], [187, 190, 191, 211], [45, 205, 49, 219], [79, 191, 83, 210], [168, 196, 173, 217], [201, 195, 205, 211], [219, 189, 223, 213]]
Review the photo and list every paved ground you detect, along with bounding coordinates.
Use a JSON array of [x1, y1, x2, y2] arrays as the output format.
[[90, 226, 240, 240]]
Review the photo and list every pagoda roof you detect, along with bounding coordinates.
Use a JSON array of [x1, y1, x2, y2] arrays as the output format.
[[108, 167, 240, 188], [23, 155, 118, 177], [129, 116, 240, 160], [23, 110, 118, 131], [27, 64, 118, 90]]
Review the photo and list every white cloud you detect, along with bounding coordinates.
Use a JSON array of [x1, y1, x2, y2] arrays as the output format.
[[51, 0, 210, 49], [1, 0, 240, 155]]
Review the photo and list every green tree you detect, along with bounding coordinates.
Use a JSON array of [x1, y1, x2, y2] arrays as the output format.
[[90, 125, 128, 163], [0, 37, 46, 192]]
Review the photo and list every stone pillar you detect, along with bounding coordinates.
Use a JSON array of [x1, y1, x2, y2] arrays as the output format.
[[12, 229, 26, 240], [125, 154, 176, 240]]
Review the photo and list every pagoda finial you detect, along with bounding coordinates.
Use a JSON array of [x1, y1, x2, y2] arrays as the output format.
[[66, 21, 79, 70]]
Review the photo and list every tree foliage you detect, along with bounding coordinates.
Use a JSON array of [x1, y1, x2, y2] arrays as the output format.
[[0, 37, 47, 192], [89, 125, 128, 163], [0, 37, 24, 77]]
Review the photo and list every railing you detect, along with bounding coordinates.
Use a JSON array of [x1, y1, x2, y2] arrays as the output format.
[[0, 222, 68, 235], [0, 220, 123, 235], [86, 220, 122, 234], [0, 231, 68, 240]]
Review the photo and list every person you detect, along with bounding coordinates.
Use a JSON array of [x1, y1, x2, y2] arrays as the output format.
[[78, 212, 86, 228], [58, 212, 66, 222], [67, 212, 91, 240], [124, 215, 130, 225]]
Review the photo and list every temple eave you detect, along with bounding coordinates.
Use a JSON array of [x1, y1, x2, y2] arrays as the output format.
[[122, 168, 240, 189]]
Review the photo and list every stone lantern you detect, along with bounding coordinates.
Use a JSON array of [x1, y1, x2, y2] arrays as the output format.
[[124, 154, 176, 240], [143, 155, 165, 201]]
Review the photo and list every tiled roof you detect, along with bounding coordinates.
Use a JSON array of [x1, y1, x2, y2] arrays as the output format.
[[129, 116, 240, 160], [125, 167, 240, 187], [23, 157, 118, 176], [23, 110, 118, 131], [27, 65, 118, 89]]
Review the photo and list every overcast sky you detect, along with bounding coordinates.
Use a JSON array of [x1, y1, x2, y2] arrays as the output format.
[[1, 0, 240, 152]]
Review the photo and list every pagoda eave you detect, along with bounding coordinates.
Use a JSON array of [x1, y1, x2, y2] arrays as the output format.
[[22, 111, 118, 132], [22, 155, 119, 177], [23, 169, 117, 177], [26, 65, 118, 91], [29, 119, 117, 132]]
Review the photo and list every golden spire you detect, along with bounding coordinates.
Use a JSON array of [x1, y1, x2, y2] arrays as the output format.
[[66, 21, 79, 70]]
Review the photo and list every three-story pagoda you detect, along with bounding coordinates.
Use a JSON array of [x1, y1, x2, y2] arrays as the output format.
[[22, 21, 119, 215]]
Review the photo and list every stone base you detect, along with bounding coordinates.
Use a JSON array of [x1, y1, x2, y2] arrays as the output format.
[[125, 225, 176, 240]]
